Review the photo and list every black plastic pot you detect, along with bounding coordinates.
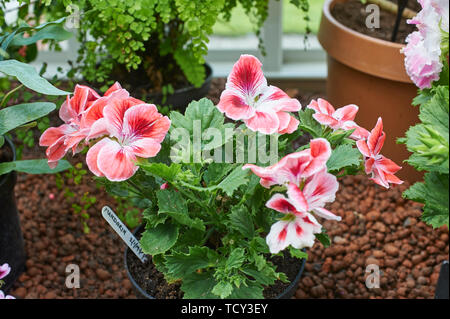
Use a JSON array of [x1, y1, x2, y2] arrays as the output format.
[[124, 225, 306, 299], [435, 261, 449, 299], [0, 137, 26, 293], [135, 63, 213, 111]]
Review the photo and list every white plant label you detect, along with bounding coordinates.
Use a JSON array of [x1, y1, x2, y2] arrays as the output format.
[[102, 206, 148, 263]]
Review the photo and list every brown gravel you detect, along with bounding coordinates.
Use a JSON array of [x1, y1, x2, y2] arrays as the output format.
[[295, 175, 449, 299], [8, 79, 448, 299]]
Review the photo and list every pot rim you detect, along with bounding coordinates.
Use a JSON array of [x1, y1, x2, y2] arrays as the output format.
[[0, 136, 16, 187], [124, 224, 306, 299], [318, 0, 413, 83]]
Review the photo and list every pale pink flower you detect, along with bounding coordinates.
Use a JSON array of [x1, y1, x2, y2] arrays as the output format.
[[86, 98, 171, 181], [306, 98, 369, 140], [402, 0, 449, 88], [217, 55, 301, 135], [0, 263, 11, 280], [0, 290, 15, 299], [243, 138, 331, 188], [356, 118, 403, 188]]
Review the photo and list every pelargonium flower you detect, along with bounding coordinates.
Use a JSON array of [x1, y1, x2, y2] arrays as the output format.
[[265, 193, 322, 254], [402, 0, 449, 89], [86, 97, 171, 181], [0, 290, 15, 299], [0, 263, 11, 280], [217, 55, 301, 135], [356, 118, 403, 188], [306, 98, 369, 140], [243, 138, 331, 188], [40, 83, 126, 168]]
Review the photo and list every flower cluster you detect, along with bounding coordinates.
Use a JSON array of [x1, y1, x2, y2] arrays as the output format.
[[402, 0, 449, 89], [244, 138, 340, 253], [40, 83, 170, 181], [305, 99, 402, 189], [0, 263, 14, 300]]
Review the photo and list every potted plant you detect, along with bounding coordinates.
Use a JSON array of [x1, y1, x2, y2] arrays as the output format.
[[40, 54, 404, 299], [38, 0, 309, 110], [0, 19, 72, 292], [317, 0, 428, 183], [398, 0, 449, 299]]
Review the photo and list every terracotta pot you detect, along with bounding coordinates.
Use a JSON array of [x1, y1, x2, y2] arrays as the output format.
[[318, 0, 422, 183], [0, 137, 26, 293]]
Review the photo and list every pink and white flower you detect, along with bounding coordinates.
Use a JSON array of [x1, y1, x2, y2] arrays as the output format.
[[0, 290, 15, 299], [217, 55, 301, 135], [40, 83, 126, 168], [402, 0, 449, 89], [0, 263, 11, 280], [306, 98, 369, 140], [243, 138, 331, 188], [86, 97, 171, 181], [265, 194, 322, 254], [356, 118, 403, 188]]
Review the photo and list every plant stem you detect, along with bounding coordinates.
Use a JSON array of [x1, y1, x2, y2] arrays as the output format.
[[0, 84, 23, 108]]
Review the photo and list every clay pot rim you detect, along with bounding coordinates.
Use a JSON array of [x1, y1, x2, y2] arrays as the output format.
[[319, 0, 412, 83]]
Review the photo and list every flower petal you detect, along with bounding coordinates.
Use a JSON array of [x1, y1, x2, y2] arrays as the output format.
[[226, 54, 267, 98], [130, 137, 162, 158], [39, 124, 74, 147], [123, 104, 171, 143], [103, 97, 145, 137], [367, 117, 385, 155], [333, 104, 359, 122], [356, 139, 371, 157], [313, 207, 342, 221], [266, 193, 298, 215], [244, 111, 280, 135], [302, 169, 339, 209], [97, 139, 139, 182], [217, 90, 255, 120], [287, 183, 309, 213], [278, 114, 299, 134], [86, 138, 110, 177]]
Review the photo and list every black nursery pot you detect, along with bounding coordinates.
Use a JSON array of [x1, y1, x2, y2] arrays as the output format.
[[135, 63, 213, 111], [435, 260, 449, 299], [0, 137, 26, 293], [124, 225, 306, 299]]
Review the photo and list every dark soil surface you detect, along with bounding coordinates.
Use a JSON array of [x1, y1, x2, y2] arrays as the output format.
[[331, 0, 418, 44], [6, 78, 448, 299]]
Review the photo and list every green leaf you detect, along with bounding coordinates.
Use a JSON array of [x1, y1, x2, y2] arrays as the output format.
[[315, 232, 331, 248], [212, 281, 234, 299], [228, 283, 264, 299], [0, 60, 69, 95], [157, 189, 205, 231], [225, 248, 246, 269], [327, 144, 362, 172], [174, 50, 205, 87], [229, 206, 255, 238], [242, 265, 278, 286], [216, 165, 249, 196], [10, 24, 72, 46], [0, 102, 56, 135], [140, 223, 179, 255], [289, 247, 308, 260], [142, 208, 167, 228], [170, 98, 234, 154], [298, 108, 323, 138], [139, 162, 181, 182], [165, 246, 219, 279], [0, 159, 71, 175], [181, 272, 217, 299], [0, 135, 4, 148], [203, 163, 234, 186], [403, 172, 449, 228]]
